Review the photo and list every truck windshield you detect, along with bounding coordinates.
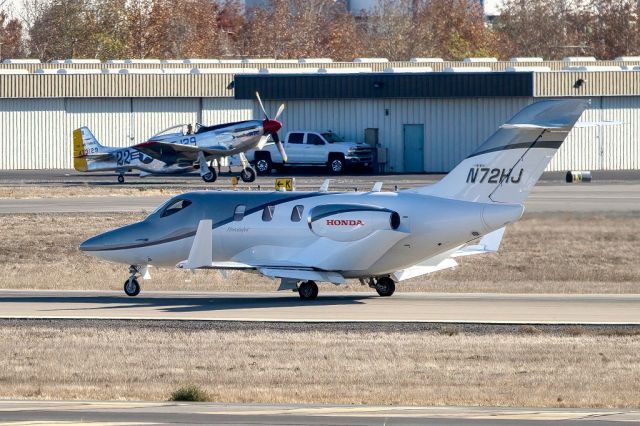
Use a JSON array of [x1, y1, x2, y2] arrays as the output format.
[[321, 132, 343, 143]]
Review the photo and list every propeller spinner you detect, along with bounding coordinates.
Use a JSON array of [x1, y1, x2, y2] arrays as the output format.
[[256, 92, 287, 162]]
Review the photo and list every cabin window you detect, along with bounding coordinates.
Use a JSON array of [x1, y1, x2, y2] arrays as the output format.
[[306, 134, 324, 145], [262, 205, 275, 221], [233, 205, 246, 221], [161, 199, 192, 218], [291, 205, 304, 222]]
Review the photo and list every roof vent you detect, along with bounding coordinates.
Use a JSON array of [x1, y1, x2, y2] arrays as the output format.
[[353, 57, 389, 63], [562, 56, 597, 62], [510, 57, 544, 62], [410, 57, 443, 63], [463, 57, 497, 63]]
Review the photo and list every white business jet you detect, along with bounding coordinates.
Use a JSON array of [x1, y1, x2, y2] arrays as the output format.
[[80, 99, 588, 300]]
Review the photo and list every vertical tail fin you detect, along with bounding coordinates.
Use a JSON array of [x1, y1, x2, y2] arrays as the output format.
[[73, 127, 108, 171], [418, 99, 589, 204]]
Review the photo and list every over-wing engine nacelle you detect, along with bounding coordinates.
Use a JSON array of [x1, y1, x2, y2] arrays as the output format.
[[308, 204, 401, 242]]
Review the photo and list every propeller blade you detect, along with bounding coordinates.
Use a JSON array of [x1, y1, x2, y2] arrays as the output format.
[[257, 135, 269, 150], [256, 91, 269, 120], [273, 133, 288, 163], [274, 103, 286, 121]]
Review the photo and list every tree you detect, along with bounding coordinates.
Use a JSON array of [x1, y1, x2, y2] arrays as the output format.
[[494, 0, 592, 59], [587, 0, 639, 59], [0, 9, 25, 59], [27, 0, 98, 60]]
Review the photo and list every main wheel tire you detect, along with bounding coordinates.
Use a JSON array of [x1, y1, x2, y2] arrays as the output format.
[[240, 166, 257, 183], [328, 154, 345, 175], [117, 175, 125, 184], [202, 166, 217, 183], [375, 277, 395, 297], [298, 280, 319, 301], [124, 277, 141, 297], [255, 155, 272, 175]]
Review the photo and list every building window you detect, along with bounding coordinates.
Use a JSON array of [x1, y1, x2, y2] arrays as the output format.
[[291, 205, 304, 222], [233, 205, 246, 221], [262, 205, 275, 221]]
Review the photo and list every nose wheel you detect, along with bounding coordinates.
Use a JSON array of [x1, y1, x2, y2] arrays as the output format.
[[298, 280, 318, 301], [124, 277, 140, 297], [124, 265, 142, 296]]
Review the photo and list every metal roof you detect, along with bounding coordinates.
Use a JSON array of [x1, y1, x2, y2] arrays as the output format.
[[234, 72, 534, 100]]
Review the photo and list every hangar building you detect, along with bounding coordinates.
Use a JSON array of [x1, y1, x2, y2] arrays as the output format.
[[0, 57, 639, 173]]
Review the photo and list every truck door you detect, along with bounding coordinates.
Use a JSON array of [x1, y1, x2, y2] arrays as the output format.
[[284, 132, 305, 163], [305, 133, 326, 163]]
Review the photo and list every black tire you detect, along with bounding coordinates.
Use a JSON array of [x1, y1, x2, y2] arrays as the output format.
[[240, 166, 257, 183], [328, 154, 345, 175], [375, 277, 395, 297], [255, 154, 272, 175], [117, 175, 125, 184], [124, 277, 140, 297], [298, 280, 319, 301], [202, 165, 217, 183]]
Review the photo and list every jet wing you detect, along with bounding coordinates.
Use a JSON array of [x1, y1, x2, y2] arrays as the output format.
[[133, 141, 229, 162], [392, 227, 506, 282]]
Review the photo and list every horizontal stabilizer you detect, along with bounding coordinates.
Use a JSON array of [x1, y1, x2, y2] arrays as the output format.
[[177, 220, 212, 269], [452, 227, 505, 257]]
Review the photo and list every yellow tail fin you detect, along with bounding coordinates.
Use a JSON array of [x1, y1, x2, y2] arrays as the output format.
[[73, 128, 88, 171]]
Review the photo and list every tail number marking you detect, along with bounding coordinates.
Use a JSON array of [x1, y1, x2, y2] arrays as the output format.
[[466, 168, 523, 184]]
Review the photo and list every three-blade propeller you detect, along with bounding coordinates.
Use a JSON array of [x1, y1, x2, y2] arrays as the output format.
[[256, 92, 287, 162]]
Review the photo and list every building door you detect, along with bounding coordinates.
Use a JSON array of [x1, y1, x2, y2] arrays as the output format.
[[403, 124, 424, 173]]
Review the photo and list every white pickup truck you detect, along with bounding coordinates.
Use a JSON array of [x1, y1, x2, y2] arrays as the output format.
[[247, 131, 374, 175]]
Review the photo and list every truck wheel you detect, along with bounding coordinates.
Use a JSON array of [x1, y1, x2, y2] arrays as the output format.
[[255, 154, 272, 175], [328, 154, 345, 175]]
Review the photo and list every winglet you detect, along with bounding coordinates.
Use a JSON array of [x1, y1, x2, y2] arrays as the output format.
[[178, 220, 212, 269]]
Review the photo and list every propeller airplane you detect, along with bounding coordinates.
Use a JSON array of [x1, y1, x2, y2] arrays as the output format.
[[72, 93, 286, 183]]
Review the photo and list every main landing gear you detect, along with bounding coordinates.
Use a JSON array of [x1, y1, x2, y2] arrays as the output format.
[[124, 265, 142, 297], [364, 276, 396, 297], [238, 152, 257, 183], [297, 280, 319, 301], [201, 162, 218, 183]]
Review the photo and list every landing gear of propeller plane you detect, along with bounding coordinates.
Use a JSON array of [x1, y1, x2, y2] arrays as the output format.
[[374, 277, 396, 297], [298, 280, 319, 301], [202, 165, 217, 183], [124, 265, 141, 296], [117, 174, 125, 184], [240, 166, 257, 183]]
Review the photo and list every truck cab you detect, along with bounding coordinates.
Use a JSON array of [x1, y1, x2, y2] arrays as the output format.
[[247, 131, 374, 175]]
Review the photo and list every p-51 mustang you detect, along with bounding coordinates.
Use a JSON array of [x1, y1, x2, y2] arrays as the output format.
[[81, 99, 588, 300], [73, 93, 286, 183]]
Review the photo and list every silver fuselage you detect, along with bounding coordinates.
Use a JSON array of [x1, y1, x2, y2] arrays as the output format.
[[80, 190, 523, 278]]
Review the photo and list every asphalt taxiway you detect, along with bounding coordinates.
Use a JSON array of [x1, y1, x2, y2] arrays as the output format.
[[0, 400, 637, 425], [1, 291, 638, 324]]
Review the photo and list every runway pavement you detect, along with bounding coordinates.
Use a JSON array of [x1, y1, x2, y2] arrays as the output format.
[[0, 400, 637, 425], [1, 290, 638, 324]]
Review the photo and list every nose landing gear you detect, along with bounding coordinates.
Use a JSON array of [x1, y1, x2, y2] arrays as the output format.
[[124, 265, 142, 297]]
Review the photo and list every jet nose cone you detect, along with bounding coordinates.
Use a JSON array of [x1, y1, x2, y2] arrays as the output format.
[[79, 234, 104, 252], [263, 119, 282, 135]]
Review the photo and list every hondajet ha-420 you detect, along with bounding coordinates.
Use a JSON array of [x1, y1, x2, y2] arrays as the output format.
[[80, 99, 589, 300]]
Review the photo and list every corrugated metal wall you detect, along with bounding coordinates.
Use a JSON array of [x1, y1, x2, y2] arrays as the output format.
[[265, 97, 531, 172], [0, 95, 638, 171], [0, 97, 252, 169]]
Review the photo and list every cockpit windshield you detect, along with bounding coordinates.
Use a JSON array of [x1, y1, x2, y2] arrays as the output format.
[[161, 199, 192, 217], [148, 198, 192, 218]]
